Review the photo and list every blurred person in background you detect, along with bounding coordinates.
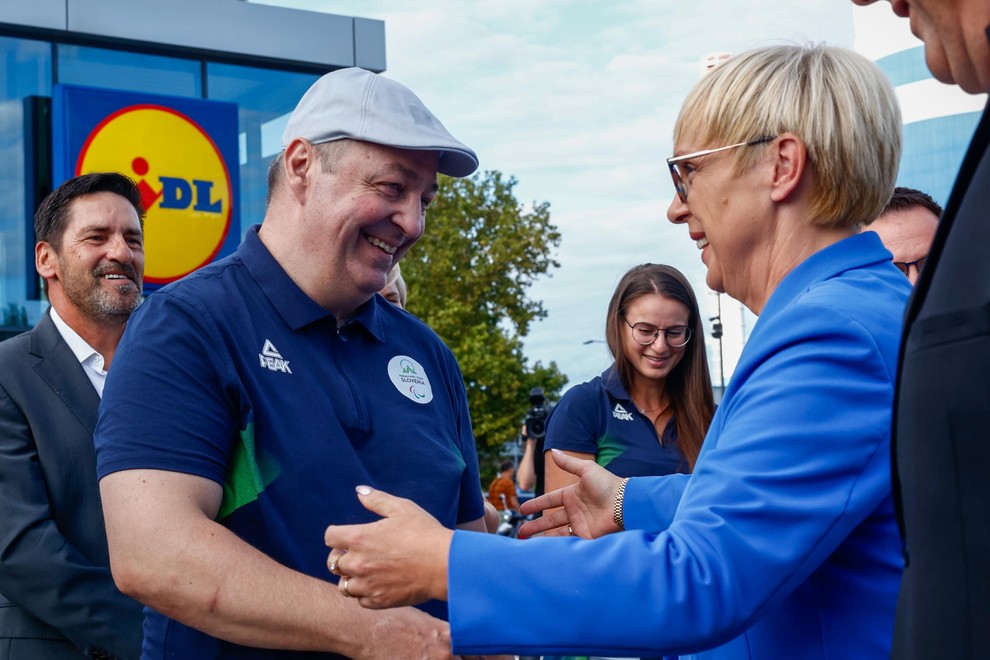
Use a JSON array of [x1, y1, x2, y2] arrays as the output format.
[[515, 424, 538, 493], [379, 263, 408, 308], [487, 460, 519, 512], [868, 186, 940, 286]]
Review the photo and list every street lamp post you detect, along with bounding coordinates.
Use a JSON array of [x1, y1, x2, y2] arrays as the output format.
[[709, 292, 725, 392]]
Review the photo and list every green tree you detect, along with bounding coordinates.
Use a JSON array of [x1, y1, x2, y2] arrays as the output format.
[[403, 170, 567, 470]]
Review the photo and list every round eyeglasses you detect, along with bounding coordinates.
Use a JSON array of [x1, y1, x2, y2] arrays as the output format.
[[624, 319, 693, 347]]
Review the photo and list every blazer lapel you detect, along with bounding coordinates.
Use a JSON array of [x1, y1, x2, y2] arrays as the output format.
[[29, 311, 101, 435], [905, 95, 990, 327]]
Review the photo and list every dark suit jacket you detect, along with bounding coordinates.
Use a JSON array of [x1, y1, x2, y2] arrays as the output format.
[[892, 46, 990, 658], [0, 310, 143, 659]]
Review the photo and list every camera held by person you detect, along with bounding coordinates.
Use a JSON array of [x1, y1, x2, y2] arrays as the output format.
[[517, 387, 553, 496], [525, 387, 549, 441]]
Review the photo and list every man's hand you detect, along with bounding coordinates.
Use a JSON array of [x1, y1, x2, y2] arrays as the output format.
[[518, 449, 623, 539], [326, 486, 454, 609], [359, 607, 456, 660]]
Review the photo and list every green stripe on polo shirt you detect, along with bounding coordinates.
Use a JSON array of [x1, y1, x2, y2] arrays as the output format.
[[218, 423, 281, 520]]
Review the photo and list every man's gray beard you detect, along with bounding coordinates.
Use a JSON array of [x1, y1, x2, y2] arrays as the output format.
[[60, 264, 143, 324], [89, 287, 143, 322]]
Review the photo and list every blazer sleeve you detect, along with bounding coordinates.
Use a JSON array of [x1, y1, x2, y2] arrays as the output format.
[[0, 377, 144, 658], [622, 473, 691, 532], [447, 302, 896, 657]]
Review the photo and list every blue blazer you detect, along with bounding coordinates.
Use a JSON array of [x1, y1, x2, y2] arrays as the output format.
[[0, 310, 143, 659], [447, 232, 909, 659]]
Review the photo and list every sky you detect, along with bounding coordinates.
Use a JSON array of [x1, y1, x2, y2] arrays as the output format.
[[258, 1, 915, 398]]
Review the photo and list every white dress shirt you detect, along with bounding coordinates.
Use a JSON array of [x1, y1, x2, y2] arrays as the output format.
[[49, 306, 107, 397]]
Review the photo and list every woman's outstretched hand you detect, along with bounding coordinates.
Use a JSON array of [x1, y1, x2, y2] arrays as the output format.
[[518, 449, 625, 539], [325, 486, 454, 609]]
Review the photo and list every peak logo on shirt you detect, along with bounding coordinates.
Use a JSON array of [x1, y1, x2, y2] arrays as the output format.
[[387, 356, 433, 404], [612, 403, 634, 421], [259, 340, 292, 374]]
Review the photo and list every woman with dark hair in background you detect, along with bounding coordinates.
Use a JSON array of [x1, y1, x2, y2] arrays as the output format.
[[542, 264, 714, 536]]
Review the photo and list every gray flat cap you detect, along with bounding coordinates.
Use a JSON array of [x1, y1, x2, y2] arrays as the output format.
[[280, 67, 479, 177]]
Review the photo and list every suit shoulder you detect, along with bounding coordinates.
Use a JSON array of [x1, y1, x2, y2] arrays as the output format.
[[0, 329, 35, 361]]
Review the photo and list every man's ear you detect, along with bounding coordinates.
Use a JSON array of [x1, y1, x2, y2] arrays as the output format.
[[283, 138, 317, 203], [36, 241, 58, 281], [769, 132, 808, 203]]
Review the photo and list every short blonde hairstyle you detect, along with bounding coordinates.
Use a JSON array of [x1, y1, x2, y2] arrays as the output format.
[[384, 263, 407, 308], [674, 44, 902, 227]]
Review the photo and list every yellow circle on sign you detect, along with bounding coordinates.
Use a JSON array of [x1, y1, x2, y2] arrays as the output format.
[[76, 104, 232, 283]]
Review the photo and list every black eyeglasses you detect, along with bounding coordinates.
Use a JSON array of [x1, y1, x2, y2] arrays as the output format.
[[893, 255, 927, 276], [623, 319, 693, 347], [666, 136, 776, 203]]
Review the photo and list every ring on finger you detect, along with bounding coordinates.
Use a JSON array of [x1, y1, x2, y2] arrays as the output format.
[[329, 559, 339, 575], [341, 577, 352, 598], [568, 525, 574, 536]]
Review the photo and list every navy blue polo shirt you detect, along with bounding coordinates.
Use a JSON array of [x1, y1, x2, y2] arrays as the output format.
[[95, 226, 483, 659], [544, 366, 688, 478]]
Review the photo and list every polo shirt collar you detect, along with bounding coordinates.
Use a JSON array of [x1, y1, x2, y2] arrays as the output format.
[[239, 225, 386, 341], [601, 364, 634, 403], [345, 294, 387, 342]]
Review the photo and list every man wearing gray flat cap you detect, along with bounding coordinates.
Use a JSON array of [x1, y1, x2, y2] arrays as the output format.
[[94, 67, 487, 659]]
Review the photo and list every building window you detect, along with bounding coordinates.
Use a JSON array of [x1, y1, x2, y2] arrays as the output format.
[[207, 63, 318, 235], [57, 44, 201, 97], [899, 112, 982, 204], [876, 46, 930, 87], [0, 36, 52, 332]]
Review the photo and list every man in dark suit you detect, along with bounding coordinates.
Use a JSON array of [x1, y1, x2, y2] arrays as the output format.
[[0, 173, 146, 658], [853, 2, 990, 657]]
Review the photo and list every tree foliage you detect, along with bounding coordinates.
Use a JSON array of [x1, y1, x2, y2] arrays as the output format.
[[403, 170, 567, 467]]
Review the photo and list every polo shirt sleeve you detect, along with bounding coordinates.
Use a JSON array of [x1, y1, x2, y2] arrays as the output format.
[[543, 383, 600, 455], [447, 297, 896, 656], [95, 289, 240, 484], [445, 349, 485, 525]]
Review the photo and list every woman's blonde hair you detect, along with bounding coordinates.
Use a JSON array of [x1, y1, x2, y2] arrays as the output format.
[[674, 44, 902, 227], [384, 263, 408, 308]]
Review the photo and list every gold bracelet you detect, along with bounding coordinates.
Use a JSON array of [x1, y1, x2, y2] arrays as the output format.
[[613, 477, 630, 531]]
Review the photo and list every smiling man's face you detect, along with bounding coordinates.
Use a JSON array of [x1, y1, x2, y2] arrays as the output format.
[[301, 140, 439, 312], [51, 191, 144, 323]]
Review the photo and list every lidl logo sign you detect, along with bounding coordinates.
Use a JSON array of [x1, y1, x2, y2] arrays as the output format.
[[53, 85, 240, 289]]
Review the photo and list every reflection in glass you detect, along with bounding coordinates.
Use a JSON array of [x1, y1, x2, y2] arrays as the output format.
[[0, 36, 51, 330], [208, 63, 318, 237], [57, 44, 201, 98]]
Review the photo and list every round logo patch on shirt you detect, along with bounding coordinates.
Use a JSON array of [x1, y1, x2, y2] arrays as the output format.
[[387, 356, 434, 404]]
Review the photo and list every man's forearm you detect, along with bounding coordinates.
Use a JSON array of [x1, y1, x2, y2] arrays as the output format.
[[101, 470, 453, 657]]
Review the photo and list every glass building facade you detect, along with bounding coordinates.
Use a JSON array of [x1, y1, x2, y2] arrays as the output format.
[[874, 45, 983, 204], [0, 3, 383, 338], [853, 8, 987, 208]]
